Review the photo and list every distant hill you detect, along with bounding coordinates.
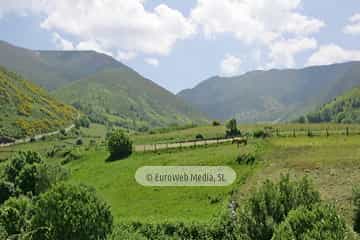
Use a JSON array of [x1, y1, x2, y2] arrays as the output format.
[[0, 40, 126, 90], [0, 40, 208, 129], [302, 87, 360, 124], [178, 62, 360, 123], [53, 68, 208, 130], [0, 66, 77, 140]]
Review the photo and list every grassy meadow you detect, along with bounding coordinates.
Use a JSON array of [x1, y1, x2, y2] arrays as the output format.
[[2, 122, 360, 228], [66, 142, 260, 223]]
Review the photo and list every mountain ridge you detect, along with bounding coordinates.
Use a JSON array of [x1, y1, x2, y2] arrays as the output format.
[[178, 61, 360, 123], [0, 40, 208, 129]]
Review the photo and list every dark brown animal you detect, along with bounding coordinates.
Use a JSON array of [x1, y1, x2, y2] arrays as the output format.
[[232, 138, 247, 148]]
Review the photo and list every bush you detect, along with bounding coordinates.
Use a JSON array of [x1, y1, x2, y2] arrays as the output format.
[[107, 129, 133, 160], [0, 196, 32, 237], [3, 151, 67, 196], [212, 121, 221, 126], [75, 116, 91, 129], [273, 204, 346, 240], [236, 153, 256, 165], [30, 183, 113, 240], [0, 180, 15, 204], [353, 187, 360, 233], [253, 129, 269, 138], [237, 175, 321, 240], [76, 138, 84, 145], [60, 128, 66, 136], [4, 151, 42, 183], [195, 134, 204, 140]]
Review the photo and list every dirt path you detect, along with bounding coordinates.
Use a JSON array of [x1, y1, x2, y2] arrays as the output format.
[[134, 137, 245, 152], [0, 113, 80, 148]]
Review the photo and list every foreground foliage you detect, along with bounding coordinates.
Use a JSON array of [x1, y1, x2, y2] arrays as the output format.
[[30, 183, 113, 240], [272, 204, 347, 240]]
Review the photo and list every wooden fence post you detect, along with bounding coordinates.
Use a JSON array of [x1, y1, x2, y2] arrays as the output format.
[[326, 128, 329, 137], [346, 127, 349, 136], [293, 129, 296, 138]]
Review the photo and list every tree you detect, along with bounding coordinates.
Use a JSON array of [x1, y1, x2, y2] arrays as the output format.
[[107, 129, 133, 160], [237, 175, 321, 240], [225, 119, 240, 137], [298, 115, 306, 123], [272, 204, 346, 240], [212, 120, 221, 126], [30, 183, 113, 240]]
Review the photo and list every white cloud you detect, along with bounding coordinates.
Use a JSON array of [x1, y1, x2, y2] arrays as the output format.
[[145, 58, 159, 67], [268, 37, 317, 68], [191, 0, 324, 45], [220, 54, 242, 76], [191, 0, 324, 69], [344, 13, 360, 35], [52, 33, 74, 50], [307, 44, 360, 66], [0, 0, 196, 58], [117, 51, 137, 61]]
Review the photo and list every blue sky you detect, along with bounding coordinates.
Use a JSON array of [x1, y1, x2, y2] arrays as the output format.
[[0, 0, 360, 93]]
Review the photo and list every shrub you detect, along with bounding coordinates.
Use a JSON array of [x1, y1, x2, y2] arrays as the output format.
[[76, 138, 84, 145], [0, 196, 32, 237], [30, 183, 113, 240], [353, 187, 360, 233], [3, 151, 67, 196], [4, 151, 42, 183], [212, 121, 221, 126], [253, 129, 269, 138], [195, 134, 204, 140], [236, 153, 256, 165], [237, 175, 321, 240], [273, 204, 347, 240], [107, 129, 133, 160], [0, 180, 15, 204], [60, 128, 66, 136], [75, 116, 91, 129]]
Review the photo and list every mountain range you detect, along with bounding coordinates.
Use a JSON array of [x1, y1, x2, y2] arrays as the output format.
[[0, 41, 208, 130], [178, 62, 360, 123]]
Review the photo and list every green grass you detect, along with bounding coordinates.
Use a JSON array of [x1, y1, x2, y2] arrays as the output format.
[[131, 123, 360, 144], [66, 143, 259, 224], [238, 135, 360, 225]]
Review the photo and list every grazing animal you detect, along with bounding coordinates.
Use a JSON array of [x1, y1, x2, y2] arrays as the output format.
[[232, 138, 247, 148]]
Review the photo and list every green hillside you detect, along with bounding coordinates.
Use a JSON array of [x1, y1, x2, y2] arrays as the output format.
[[303, 87, 360, 123], [53, 68, 208, 130], [0, 41, 208, 129], [0, 66, 78, 140], [178, 62, 360, 123], [0, 40, 126, 90]]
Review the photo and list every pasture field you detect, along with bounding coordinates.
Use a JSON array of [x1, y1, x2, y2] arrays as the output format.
[[2, 123, 360, 227], [131, 123, 360, 144], [65, 142, 260, 223], [238, 135, 360, 225]]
